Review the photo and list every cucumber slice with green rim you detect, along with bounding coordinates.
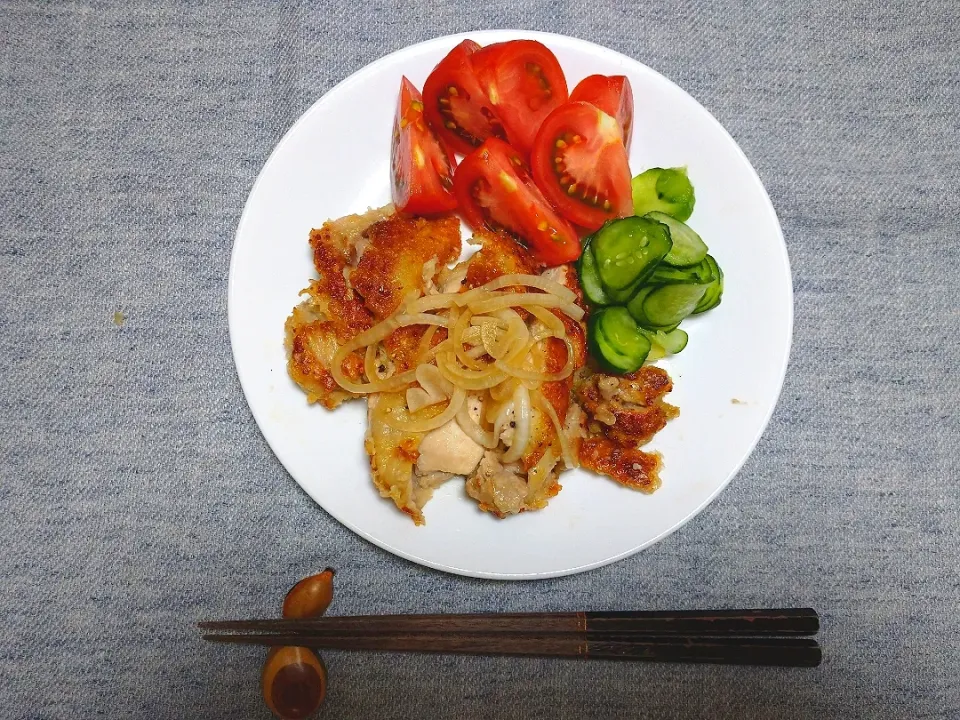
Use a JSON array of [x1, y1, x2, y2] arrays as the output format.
[[649, 263, 706, 285], [639, 327, 689, 358], [592, 216, 673, 291], [659, 328, 689, 354], [604, 276, 646, 304], [636, 283, 707, 328], [693, 257, 724, 314], [577, 242, 610, 305], [631, 167, 696, 221], [625, 286, 656, 326], [626, 287, 686, 331], [644, 211, 708, 267], [588, 307, 651, 374]]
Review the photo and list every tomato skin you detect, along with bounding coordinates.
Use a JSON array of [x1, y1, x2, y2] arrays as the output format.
[[454, 138, 581, 266], [470, 40, 569, 155], [531, 101, 633, 231], [391, 76, 458, 214], [422, 40, 508, 156], [569, 74, 634, 150]]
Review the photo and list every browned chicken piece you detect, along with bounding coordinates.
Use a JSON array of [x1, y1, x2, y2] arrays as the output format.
[[577, 365, 679, 492], [366, 393, 434, 525], [381, 325, 449, 373], [286, 207, 461, 408], [366, 392, 486, 524], [578, 366, 678, 447], [462, 229, 541, 289], [285, 291, 367, 409], [458, 242, 588, 518], [285, 206, 387, 408], [352, 214, 462, 319], [578, 437, 663, 492]]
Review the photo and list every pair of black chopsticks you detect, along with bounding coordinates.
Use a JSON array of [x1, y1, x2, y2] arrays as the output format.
[[201, 608, 821, 667]]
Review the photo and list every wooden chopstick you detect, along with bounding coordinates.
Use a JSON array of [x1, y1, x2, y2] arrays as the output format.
[[202, 632, 821, 667], [200, 609, 821, 667], [199, 608, 819, 638]]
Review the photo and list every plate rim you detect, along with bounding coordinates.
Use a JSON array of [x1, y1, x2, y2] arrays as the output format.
[[228, 29, 794, 580]]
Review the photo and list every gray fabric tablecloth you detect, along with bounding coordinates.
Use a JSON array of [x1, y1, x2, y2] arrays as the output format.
[[2, 1, 958, 718]]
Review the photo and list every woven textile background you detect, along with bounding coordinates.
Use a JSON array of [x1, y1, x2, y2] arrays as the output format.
[[1, 1, 958, 718]]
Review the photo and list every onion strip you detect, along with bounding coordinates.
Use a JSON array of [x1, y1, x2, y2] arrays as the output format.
[[384, 387, 466, 433], [456, 400, 498, 449], [415, 324, 439, 364], [501, 384, 531, 463], [458, 273, 577, 304], [534, 390, 577, 469], [362, 344, 376, 382]]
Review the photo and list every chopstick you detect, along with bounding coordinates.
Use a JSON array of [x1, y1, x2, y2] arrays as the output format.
[[201, 609, 821, 667], [203, 632, 820, 666], [200, 608, 818, 637]]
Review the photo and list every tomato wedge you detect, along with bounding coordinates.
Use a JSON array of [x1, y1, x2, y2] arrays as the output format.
[[454, 138, 580, 266], [391, 77, 457, 214], [569, 74, 635, 150], [530, 101, 633, 231], [470, 40, 568, 155], [422, 40, 508, 156]]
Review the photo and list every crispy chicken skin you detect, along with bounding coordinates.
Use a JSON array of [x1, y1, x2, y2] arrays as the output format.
[[577, 366, 679, 492], [462, 229, 541, 289], [285, 206, 382, 408], [284, 293, 366, 409], [365, 393, 435, 525], [352, 214, 461, 319], [285, 207, 460, 408]]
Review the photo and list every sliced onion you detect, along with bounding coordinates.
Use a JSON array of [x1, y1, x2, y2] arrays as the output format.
[[414, 324, 439, 364], [497, 338, 574, 383], [502, 384, 531, 463], [458, 273, 577, 304], [403, 293, 456, 314], [364, 343, 379, 382], [395, 313, 450, 329], [416, 363, 453, 397], [384, 388, 465, 433], [492, 400, 515, 444], [436, 352, 507, 390], [456, 399, 498, 449], [526, 305, 565, 336], [467, 292, 568, 315], [533, 390, 577, 469]]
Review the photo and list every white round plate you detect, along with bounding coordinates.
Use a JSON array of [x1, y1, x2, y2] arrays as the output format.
[[229, 30, 792, 579]]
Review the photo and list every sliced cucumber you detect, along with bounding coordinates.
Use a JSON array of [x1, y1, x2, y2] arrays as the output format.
[[604, 275, 647, 304], [588, 307, 650, 374], [692, 255, 724, 314], [649, 263, 705, 285], [625, 286, 656, 326], [639, 327, 689, 357], [631, 167, 695, 221], [645, 211, 708, 267], [592, 216, 672, 291], [637, 283, 707, 328], [659, 328, 689, 354], [627, 287, 686, 331], [577, 242, 610, 305]]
